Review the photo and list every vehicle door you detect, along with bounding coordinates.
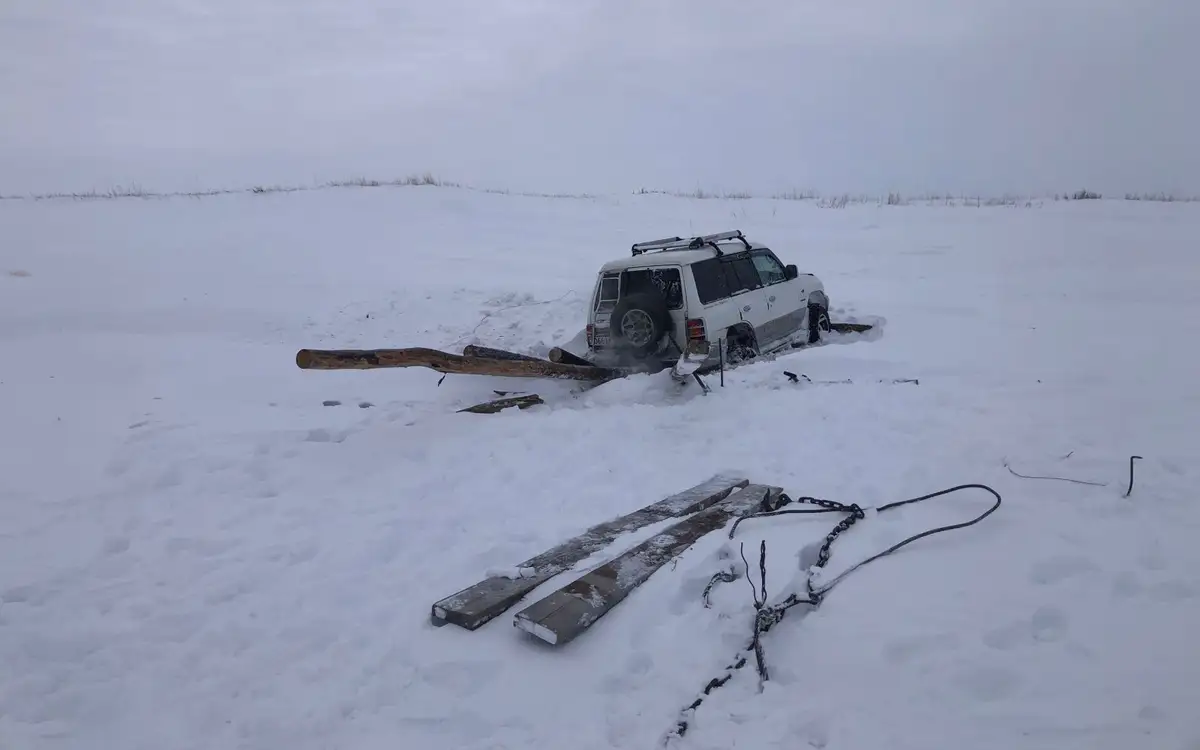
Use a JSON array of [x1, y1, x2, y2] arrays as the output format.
[[592, 266, 687, 354], [716, 251, 773, 348], [750, 249, 807, 346]]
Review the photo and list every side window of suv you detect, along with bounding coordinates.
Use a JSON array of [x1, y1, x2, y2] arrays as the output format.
[[692, 254, 765, 303], [750, 251, 787, 285], [724, 253, 763, 295], [691, 258, 730, 304]]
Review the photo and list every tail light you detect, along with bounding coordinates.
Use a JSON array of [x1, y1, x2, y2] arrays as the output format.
[[685, 318, 710, 355], [586, 323, 595, 346]]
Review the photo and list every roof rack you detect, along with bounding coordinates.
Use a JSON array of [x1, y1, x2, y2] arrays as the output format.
[[630, 229, 751, 257]]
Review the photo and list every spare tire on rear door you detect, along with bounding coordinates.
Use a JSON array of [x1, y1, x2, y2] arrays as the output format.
[[609, 291, 671, 358]]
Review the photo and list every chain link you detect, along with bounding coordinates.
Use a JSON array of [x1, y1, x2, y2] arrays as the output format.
[[702, 567, 739, 608], [766, 494, 867, 600]]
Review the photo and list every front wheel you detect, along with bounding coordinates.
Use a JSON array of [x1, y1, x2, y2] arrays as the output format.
[[807, 305, 831, 344]]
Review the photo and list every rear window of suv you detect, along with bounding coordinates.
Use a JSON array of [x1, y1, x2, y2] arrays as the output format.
[[598, 275, 619, 302], [628, 267, 683, 309], [593, 267, 684, 311]]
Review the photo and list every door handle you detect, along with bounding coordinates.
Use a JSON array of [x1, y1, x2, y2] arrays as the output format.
[[743, 305, 752, 312], [768, 295, 776, 302]]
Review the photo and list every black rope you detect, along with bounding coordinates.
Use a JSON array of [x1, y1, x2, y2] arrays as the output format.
[[665, 483, 1002, 744], [1124, 455, 1143, 498], [740, 543, 763, 606], [1003, 460, 1105, 486], [1001, 454, 1144, 497], [812, 484, 1001, 597]]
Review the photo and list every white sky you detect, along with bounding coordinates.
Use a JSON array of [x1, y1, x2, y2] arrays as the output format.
[[2, 0, 1197, 194]]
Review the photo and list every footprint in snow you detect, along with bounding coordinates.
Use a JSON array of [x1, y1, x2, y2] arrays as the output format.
[[1111, 571, 1144, 599], [416, 659, 503, 696], [1161, 460, 1185, 476], [883, 632, 959, 664], [103, 536, 131, 556], [1138, 704, 1168, 722], [625, 650, 654, 675], [1137, 546, 1168, 572], [1029, 605, 1070, 642], [953, 665, 1020, 702], [982, 605, 1069, 649], [2, 584, 45, 605], [981, 622, 1026, 651], [1028, 555, 1099, 586], [789, 715, 831, 748], [304, 428, 349, 443], [1147, 580, 1199, 602]]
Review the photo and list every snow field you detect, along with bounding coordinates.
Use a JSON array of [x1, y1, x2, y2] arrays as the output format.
[[2, 188, 1199, 749]]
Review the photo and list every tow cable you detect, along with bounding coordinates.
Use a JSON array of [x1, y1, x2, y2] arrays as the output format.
[[664, 483, 1003, 745]]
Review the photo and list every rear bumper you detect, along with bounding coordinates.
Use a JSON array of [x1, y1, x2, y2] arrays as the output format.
[[586, 342, 693, 372], [586, 347, 724, 378]]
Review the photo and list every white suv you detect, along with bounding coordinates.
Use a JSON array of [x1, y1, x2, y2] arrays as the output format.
[[585, 230, 830, 374]]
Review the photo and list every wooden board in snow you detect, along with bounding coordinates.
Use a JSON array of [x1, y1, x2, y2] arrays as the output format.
[[429, 474, 750, 630], [512, 483, 782, 646]]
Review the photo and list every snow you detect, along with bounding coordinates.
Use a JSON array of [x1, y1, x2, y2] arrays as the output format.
[[3, 188, 1200, 750]]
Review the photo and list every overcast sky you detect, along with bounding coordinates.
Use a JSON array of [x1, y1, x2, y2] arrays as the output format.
[[2, 0, 1197, 195]]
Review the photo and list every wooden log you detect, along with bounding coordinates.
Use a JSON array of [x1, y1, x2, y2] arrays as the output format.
[[547, 346, 596, 367], [830, 322, 874, 334], [457, 394, 545, 414], [461, 345, 544, 363], [295, 346, 621, 381], [430, 474, 750, 630], [513, 484, 783, 646]]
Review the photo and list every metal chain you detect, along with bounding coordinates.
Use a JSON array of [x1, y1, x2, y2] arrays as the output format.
[[702, 567, 739, 608], [667, 483, 1002, 746], [670, 497, 866, 739], [742, 493, 868, 603], [704, 494, 867, 614], [807, 500, 865, 600]]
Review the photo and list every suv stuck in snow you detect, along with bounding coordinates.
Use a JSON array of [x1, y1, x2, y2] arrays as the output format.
[[585, 230, 830, 375]]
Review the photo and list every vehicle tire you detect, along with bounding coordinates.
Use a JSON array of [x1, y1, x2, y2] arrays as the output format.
[[725, 325, 758, 365], [807, 304, 831, 344], [609, 291, 672, 358]]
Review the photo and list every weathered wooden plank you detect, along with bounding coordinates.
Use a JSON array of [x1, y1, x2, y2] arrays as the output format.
[[295, 346, 621, 381], [513, 483, 782, 646], [457, 394, 545, 414], [461, 345, 546, 363], [430, 474, 750, 630]]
